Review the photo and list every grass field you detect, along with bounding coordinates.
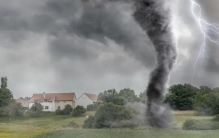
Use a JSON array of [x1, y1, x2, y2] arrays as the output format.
[[0, 111, 216, 138]]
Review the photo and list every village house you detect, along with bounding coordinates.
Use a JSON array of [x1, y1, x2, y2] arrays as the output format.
[[29, 92, 76, 112], [76, 93, 98, 108], [15, 98, 29, 109]]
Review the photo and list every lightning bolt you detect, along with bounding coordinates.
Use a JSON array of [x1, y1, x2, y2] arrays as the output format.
[[191, 0, 219, 79]]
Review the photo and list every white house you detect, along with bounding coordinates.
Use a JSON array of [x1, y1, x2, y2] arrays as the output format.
[[28, 92, 76, 112], [76, 93, 98, 108]]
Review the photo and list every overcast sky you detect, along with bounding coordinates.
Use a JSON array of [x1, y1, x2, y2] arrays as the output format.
[[0, 0, 219, 98]]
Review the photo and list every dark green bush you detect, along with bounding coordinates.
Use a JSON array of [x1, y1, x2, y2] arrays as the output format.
[[62, 104, 73, 115], [55, 109, 63, 115], [183, 119, 219, 130], [0, 102, 24, 117], [84, 103, 135, 128], [183, 119, 196, 130], [194, 92, 219, 115], [71, 105, 86, 117], [87, 104, 98, 111], [83, 115, 95, 128], [165, 84, 198, 110], [212, 114, 219, 122]]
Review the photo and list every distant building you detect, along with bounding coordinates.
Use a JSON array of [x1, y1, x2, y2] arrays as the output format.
[[15, 99, 29, 109], [29, 92, 76, 112], [76, 93, 98, 108]]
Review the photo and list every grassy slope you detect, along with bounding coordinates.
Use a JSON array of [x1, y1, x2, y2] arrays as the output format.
[[33, 129, 219, 138], [0, 111, 216, 138]]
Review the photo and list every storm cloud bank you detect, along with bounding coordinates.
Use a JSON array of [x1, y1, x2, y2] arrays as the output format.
[[0, 0, 219, 98]]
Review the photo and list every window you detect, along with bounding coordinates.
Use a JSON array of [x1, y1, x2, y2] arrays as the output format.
[[45, 106, 49, 109], [64, 101, 66, 103], [58, 106, 60, 109], [56, 101, 59, 103]]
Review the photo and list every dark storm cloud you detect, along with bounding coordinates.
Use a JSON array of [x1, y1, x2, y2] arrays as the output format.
[[0, 0, 219, 97], [45, 0, 155, 67]]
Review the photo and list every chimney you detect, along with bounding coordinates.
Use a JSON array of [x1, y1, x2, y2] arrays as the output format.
[[43, 92, 45, 98]]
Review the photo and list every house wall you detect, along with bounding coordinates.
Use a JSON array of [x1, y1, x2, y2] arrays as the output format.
[[54, 101, 74, 110], [29, 102, 55, 112], [76, 94, 93, 108]]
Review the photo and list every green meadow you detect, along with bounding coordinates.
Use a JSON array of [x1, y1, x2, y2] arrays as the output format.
[[0, 111, 217, 138]]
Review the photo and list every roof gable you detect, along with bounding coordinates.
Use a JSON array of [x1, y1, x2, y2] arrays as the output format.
[[84, 93, 97, 102], [29, 92, 75, 102]]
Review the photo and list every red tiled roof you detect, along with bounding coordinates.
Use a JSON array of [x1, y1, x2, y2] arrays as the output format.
[[15, 99, 29, 108], [84, 93, 97, 102], [29, 92, 75, 102]]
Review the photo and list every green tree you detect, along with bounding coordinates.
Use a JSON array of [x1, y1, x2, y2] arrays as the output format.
[[71, 105, 86, 117], [29, 102, 43, 117], [7, 101, 23, 117], [119, 88, 138, 102], [0, 77, 13, 108], [194, 91, 219, 115], [98, 89, 118, 103], [1, 77, 7, 89], [165, 84, 198, 110], [63, 104, 73, 115], [84, 103, 134, 128], [139, 90, 147, 103]]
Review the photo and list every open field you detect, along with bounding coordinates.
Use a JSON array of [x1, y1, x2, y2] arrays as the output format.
[[0, 111, 216, 138]]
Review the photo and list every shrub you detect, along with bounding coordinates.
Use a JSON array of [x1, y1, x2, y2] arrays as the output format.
[[83, 115, 95, 128], [28, 102, 43, 117], [183, 119, 196, 130], [87, 104, 98, 111], [71, 105, 86, 117], [194, 92, 219, 115], [0, 102, 23, 117], [62, 104, 73, 115], [55, 109, 63, 115], [212, 114, 219, 122], [165, 84, 198, 110], [84, 103, 135, 128], [183, 119, 219, 130]]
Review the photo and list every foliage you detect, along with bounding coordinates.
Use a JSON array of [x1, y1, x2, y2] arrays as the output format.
[[119, 88, 139, 102], [212, 114, 219, 122], [84, 103, 134, 128], [87, 104, 98, 111], [139, 90, 147, 103], [71, 105, 86, 117], [194, 92, 219, 115], [55, 109, 63, 115], [28, 102, 43, 117], [183, 119, 219, 130], [7, 101, 24, 117], [98, 89, 118, 103], [0, 89, 13, 108], [55, 104, 73, 115], [1, 77, 7, 89], [62, 104, 73, 115], [183, 119, 196, 130], [165, 84, 198, 110], [83, 115, 95, 128], [0, 101, 23, 117]]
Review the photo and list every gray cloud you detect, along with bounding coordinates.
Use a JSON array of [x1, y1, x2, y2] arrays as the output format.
[[0, 0, 219, 98]]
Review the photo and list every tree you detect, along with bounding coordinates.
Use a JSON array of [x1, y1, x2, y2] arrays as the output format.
[[7, 101, 23, 117], [119, 88, 138, 102], [165, 84, 198, 110], [0, 77, 13, 108], [29, 102, 43, 117], [83, 103, 134, 128], [1, 77, 7, 89], [139, 90, 147, 103], [62, 104, 73, 115], [194, 91, 219, 115], [71, 105, 86, 117], [98, 89, 118, 103]]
